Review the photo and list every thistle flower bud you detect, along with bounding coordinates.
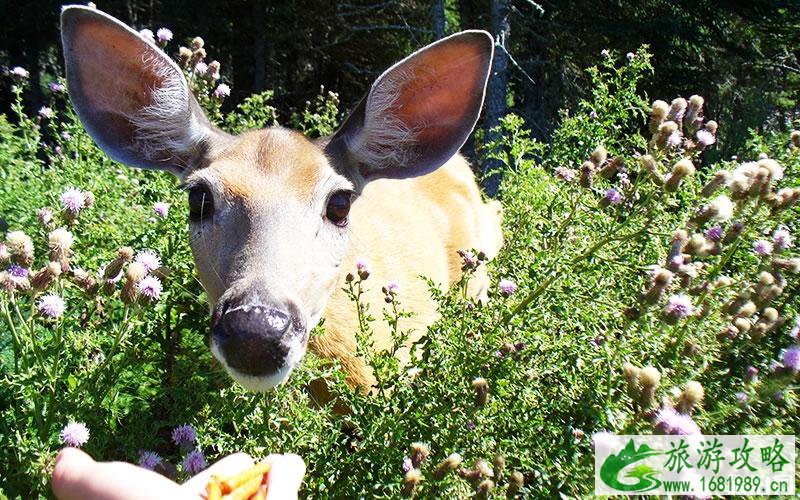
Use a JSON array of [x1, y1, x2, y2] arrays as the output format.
[[704, 120, 718, 134], [38, 207, 55, 230], [508, 471, 524, 497], [432, 453, 462, 480], [791, 130, 800, 148], [71, 268, 99, 294], [31, 262, 61, 291], [410, 442, 430, 468], [700, 170, 730, 197], [192, 47, 207, 62], [722, 222, 744, 244], [579, 161, 595, 188], [598, 157, 623, 179], [676, 381, 704, 414], [472, 377, 489, 406], [664, 159, 695, 192], [772, 257, 800, 274], [83, 191, 95, 208], [590, 145, 607, 167], [122, 262, 147, 304], [639, 155, 663, 185], [6, 231, 34, 266], [104, 247, 134, 280], [401, 469, 422, 497], [667, 97, 687, 123], [476, 479, 494, 499]]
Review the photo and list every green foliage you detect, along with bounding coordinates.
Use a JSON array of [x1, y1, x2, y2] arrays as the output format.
[[0, 49, 798, 499]]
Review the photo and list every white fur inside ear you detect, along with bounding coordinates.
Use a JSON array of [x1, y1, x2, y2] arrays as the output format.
[[346, 67, 418, 171], [128, 52, 207, 171], [210, 337, 307, 392]]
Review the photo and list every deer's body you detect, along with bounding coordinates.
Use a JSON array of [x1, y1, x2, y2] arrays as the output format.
[[61, 5, 501, 392]]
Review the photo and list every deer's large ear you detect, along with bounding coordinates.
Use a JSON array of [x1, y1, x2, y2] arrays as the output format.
[[61, 5, 220, 176], [326, 30, 493, 184]]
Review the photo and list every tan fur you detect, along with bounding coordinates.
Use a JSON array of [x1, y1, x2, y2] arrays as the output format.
[[311, 155, 502, 388]]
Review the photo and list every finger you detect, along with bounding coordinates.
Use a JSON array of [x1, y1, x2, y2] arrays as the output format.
[[181, 452, 254, 495], [52, 447, 186, 500], [265, 454, 306, 500]]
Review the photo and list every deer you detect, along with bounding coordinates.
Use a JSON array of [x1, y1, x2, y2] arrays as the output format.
[[60, 5, 503, 396]]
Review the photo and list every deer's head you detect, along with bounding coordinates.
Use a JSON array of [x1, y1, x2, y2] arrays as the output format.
[[61, 5, 493, 390]]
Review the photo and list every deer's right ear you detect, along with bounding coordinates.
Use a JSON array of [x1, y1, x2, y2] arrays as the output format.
[[61, 6, 219, 176]]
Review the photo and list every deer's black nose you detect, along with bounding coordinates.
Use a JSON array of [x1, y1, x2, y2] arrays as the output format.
[[212, 303, 295, 376]]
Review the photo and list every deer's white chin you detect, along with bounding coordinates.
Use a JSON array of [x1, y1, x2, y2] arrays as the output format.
[[210, 338, 307, 392]]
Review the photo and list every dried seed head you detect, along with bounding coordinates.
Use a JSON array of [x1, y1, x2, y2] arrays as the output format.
[[508, 471, 525, 497], [492, 454, 506, 479], [401, 469, 422, 497], [639, 366, 661, 388], [667, 97, 688, 122], [6, 231, 34, 266], [639, 155, 664, 185], [475, 459, 494, 477], [410, 442, 430, 468], [722, 222, 744, 244], [757, 158, 783, 181], [651, 100, 669, 119], [579, 161, 595, 188], [191, 36, 204, 50], [704, 120, 718, 134], [658, 120, 679, 137], [733, 317, 751, 333], [472, 377, 489, 406], [714, 275, 733, 288], [762, 307, 779, 323], [688, 95, 704, 110], [432, 453, 462, 480], [736, 301, 757, 318], [476, 479, 494, 499], [772, 257, 800, 274], [791, 130, 800, 148], [71, 268, 99, 294], [653, 269, 674, 288], [677, 381, 704, 414], [700, 170, 730, 197], [31, 264, 57, 291], [590, 145, 607, 167]]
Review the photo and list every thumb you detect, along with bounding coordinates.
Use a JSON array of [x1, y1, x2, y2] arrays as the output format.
[[265, 454, 305, 500]]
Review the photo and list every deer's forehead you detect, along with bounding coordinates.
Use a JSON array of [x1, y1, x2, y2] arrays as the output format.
[[209, 128, 328, 201]]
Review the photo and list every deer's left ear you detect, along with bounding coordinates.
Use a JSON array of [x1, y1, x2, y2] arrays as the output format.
[[326, 30, 494, 185]]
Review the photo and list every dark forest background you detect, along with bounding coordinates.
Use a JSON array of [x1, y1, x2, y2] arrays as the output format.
[[2, 0, 800, 168]]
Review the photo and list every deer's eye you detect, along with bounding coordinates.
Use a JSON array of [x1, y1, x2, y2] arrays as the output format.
[[326, 190, 352, 227], [188, 184, 214, 221]]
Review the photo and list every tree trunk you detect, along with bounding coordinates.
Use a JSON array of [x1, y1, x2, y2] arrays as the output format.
[[482, 0, 510, 197], [432, 0, 446, 39]]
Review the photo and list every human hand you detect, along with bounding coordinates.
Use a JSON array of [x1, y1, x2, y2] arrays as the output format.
[[52, 447, 305, 500]]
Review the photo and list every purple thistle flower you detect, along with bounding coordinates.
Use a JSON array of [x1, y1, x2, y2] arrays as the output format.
[[752, 239, 773, 257], [60, 421, 90, 447], [781, 345, 800, 372], [139, 28, 155, 43], [664, 294, 694, 320], [385, 281, 399, 294], [171, 424, 197, 446], [773, 229, 792, 251], [11, 66, 29, 79], [156, 28, 173, 43], [8, 264, 28, 278], [134, 250, 161, 273], [705, 225, 723, 242], [356, 259, 369, 273], [554, 166, 576, 182], [182, 449, 207, 475], [498, 278, 517, 296], [213, 83, 231, 99], [194, 62, 208, 75], [137, 276, 163, 301], [61, 188, 86, 214], [605, 188, 623, 204], [735, 392, 748, 406], [38, 106, 54, 119], [138, 451, 163, 470], [402, 456, 413, 473], [696, 129, 715, 147], [49, 81, 66, 93], [745, 366, 759, 383], [654, 407, 701, 435], [38, 294, 66, 318], [153, 202, 170, 218], [667, 131, 682, 148], [589, 110, 598, 119], [61, 131, 71, 141], [465, 420, 476, 431], [626, 52, 635, 62]]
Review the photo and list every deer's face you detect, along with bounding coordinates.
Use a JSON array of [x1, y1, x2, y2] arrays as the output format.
[[61, 5, 493, 390], [186, 130, 352, 389]]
